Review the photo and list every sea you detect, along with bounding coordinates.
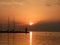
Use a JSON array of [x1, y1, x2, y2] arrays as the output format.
[[0, 31, 60, 45]]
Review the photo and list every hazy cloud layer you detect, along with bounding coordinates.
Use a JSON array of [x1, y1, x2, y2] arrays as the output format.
[[0, 0, 60, 6]]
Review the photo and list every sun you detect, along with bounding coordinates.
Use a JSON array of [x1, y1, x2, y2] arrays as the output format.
[[29, 22, 34, 26]]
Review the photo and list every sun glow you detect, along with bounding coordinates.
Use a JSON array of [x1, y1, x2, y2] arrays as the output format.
[[29, 22, 34, 26], [30, 32, 32, 45]]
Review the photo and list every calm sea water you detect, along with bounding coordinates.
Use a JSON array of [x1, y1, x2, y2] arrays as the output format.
[[0, 32, 60, 45]]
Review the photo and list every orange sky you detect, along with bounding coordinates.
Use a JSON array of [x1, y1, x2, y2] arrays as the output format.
[[0, 0, 60, 25]]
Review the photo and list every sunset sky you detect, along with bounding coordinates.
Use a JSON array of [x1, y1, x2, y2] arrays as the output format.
[[0, 0, 60, 25], [0, 1, 60, 45]]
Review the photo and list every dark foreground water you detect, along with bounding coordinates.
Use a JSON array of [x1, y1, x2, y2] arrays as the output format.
[[0, 32, 60, 45]]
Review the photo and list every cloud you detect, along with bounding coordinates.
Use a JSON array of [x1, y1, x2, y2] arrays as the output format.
[[31, 21, 60, 31], [0, 0, 27, 5], [0, 0, 24, 2], [0, 0, 60, 6], [0, 2, 24, 5], [0, 0, 12, 2]]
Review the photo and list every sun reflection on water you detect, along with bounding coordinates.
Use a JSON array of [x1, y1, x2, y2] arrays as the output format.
[[30, 32, 32, 45]]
